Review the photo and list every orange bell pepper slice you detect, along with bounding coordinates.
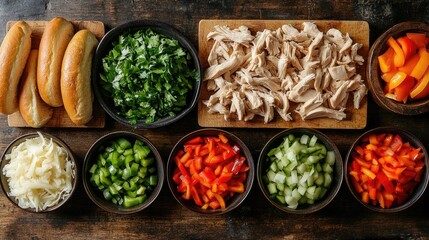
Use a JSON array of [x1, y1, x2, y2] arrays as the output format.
[[388, 71, 407, 91], [397, 36, 417, 60], [406, 32, 428, 48], [387, 37, 405, 67], [394, 75, 414, 103], [410, 48, 429, 80], [410, 67, 429, 99], [381, 71, 398, 82], [398, 53, 420, 75], [378, 47, 396, 73]]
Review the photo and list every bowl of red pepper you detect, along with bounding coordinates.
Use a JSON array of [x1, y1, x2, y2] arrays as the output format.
[[367, 21, 429, 115], [257, 128, 343, 214], [166, 128, 254, 214], [82, 131, 164, 214], [345, 127, 429, 212]]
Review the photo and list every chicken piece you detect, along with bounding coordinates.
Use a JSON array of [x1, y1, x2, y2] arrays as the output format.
[[291, 73, 315, 95], [329, 80, 349, 109], [272, 91, 293, 121], [302, 22, 321, 38], [353, 84, 367, 109], [351, 43, 364, 64], [204, 51, 246, 80], [328, 65, 348, 81], [314, 68, 323, 92], [262, 97, 274, 123], [241, 87, 263, 110], [305, 31, 324, 62], [283, 42, 303, 71], [302, 106, 346, 120], [281, 24, 300, 40], [319, 44, 334, 69], [281, 74, 295, 91], [288, 89, 317, 103], [278, 55, 289, 80], [207, 25, 254, 46], [295, 92, 326, 118], [254, 77, 281, 92], [231, 91, 245, 120], [207, 102, 230, 116], [266, 33, 282, 56]]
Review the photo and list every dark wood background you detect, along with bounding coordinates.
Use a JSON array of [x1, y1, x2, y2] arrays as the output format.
[[1, 0, 429, 239]]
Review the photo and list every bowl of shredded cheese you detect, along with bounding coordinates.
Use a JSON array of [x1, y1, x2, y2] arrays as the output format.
[[0, 132, 78, 213]]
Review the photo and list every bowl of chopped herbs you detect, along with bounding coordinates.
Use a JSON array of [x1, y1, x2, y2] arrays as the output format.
[[82, 131, 164, 214], [92, 20, 202, 128]]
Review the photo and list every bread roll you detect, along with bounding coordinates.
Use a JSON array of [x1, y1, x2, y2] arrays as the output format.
[[19, 50, 54, 128], [37, 17, 74, 107], [0, 21, 32, 114], [61, 29, 99, 125]]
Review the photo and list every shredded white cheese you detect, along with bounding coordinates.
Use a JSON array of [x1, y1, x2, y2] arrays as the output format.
[[2, 132, 75, 212]]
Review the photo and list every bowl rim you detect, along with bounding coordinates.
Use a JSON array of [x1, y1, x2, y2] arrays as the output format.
[[256, 127, 344, 214], [166, 128, 255, 215], [366, 21, 429, 115], [82, 131, 164, 214], [344, 126, 429, 212], [92, 19, 202, 128], [0, 132, 78, 213]]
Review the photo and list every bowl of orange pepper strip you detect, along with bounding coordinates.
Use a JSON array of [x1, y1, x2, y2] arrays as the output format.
[[345, 127, 428, 212], [167, 128, 254, 214], [367, 21, 429, 115]]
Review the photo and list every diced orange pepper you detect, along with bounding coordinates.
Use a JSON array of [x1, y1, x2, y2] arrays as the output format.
[[361, 191, 369, 204], [361, 167, 376, 179], [378, 47, 396, 73], [212, 192, 226, 209], [410, 48, 429, 80], [377, 192, 385, 208], [387, 37, 405, 67], [218, 133, 228, 143]]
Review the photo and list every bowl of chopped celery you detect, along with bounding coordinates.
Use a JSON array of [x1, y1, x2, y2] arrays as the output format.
[[345, 127, 428, 212], [257, 128, 343, 214], [82, 131, 164, 214], [0, 132, 78, 213], [92, 20, 202, 128], [166, 128, 254, 214]]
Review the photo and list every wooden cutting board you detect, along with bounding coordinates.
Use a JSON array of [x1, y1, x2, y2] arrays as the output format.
[[6, 20, 106, 128], [198, 20, 369, 129]]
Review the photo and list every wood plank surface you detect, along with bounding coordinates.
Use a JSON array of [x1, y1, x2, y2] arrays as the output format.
[[6, 20, 106, 128], [198, 20, 369, 129]]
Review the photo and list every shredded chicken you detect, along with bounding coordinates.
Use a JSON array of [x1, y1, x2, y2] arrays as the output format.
[[203, 22, 367, 123]]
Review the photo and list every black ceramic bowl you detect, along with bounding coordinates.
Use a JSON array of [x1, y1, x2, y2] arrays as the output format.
[[92, 20, 202, 128], [367, 21, 429, 115], [83, 131, 164, 214], [257, 128, 343, 214], [345, 127, 428, 212], [0, 132, 78, 213], [167, 128, 254, 214]]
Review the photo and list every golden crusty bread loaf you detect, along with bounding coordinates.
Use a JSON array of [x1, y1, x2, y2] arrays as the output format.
[[37, 17, 74, 107], [61, 29, 99, 125], [0, 20, 32, 114], [19, 49, 54, 128]]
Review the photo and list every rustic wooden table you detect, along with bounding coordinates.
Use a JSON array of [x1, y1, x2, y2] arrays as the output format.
[[0, 0, 428, 239]]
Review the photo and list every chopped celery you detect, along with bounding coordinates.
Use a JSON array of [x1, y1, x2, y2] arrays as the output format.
[[264, 133, 336, 209]]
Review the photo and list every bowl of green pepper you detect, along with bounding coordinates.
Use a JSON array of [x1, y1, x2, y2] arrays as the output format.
[[92, 20, 202, 128], [83, 131, 164, 214]]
